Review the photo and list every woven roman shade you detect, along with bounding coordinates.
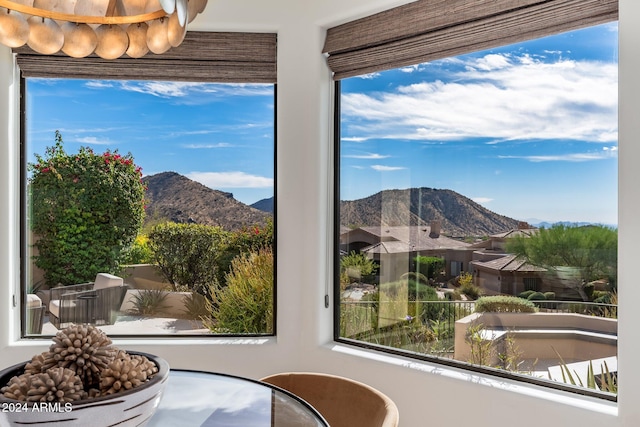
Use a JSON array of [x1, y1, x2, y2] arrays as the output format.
[[15, 31, 277, 83], [323, 0, 618, 80]]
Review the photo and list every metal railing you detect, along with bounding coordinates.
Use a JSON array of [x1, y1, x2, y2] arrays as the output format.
[[339, 299, 618, 343], [339, 300, 476, 340]]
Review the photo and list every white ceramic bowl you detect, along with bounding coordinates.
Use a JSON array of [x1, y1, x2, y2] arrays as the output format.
[[0, 352, 169, 427]]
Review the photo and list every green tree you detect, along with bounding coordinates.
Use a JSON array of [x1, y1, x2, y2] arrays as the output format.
[[340, 251, 376, 283], [29, 131, 145, 286], [414, 255, 444, 280], [507, 224, 617, 301], [147, 222, 229, 295]]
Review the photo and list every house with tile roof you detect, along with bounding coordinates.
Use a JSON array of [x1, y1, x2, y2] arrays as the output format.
[[340, 221, 473, 284], [470, 254, 547, 295]]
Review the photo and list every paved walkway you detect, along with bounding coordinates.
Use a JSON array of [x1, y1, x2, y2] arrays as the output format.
[[41, 315, 209, 335]]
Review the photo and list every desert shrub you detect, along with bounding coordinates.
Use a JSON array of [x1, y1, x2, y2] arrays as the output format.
[[340, 251, 376, 283], [459, 272, 482, 300], [207, 248, 274, 334], [448, 290, 463, 300], [584, 282, 595, 300], [215, 219, 274, 286], [379, 280, 407, 298], [130, 289, 168, 316], [359, 291, 380, 330], [518, 290, 536, 299], [465, 323, 495, 366], [527, 292, 546, 301], [121, 234, 154, 265], [401, 271, 430, 286], [147, 222, 229, 295], [408, 280, 437, 301], [591, 290, 609, 301], [182, 292, 209, 320], [413, 256, 445, 279], [475, 296, 538, 313], [29, 131, 145, 286]]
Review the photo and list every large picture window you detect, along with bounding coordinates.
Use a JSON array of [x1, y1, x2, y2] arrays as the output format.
[[20, 32, 277, 337], [335, 22, 618, 398]]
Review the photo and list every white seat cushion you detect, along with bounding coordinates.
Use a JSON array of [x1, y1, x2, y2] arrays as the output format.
[[48, 299, 77, 318], [26, 293, 42, 308], [93, 273, 124, 290]]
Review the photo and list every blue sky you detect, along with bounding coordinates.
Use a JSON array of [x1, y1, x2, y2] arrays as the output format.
[[26, 23, 617, 225], [340, 23, 618, 225], [26, 80, 275, 205]]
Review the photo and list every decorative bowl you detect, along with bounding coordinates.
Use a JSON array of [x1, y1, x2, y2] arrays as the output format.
[[0, 351, 169, 427]]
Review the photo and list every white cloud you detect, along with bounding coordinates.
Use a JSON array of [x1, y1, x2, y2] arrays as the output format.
[[472, 197, 494, 204], [119, 82, 208, 98], [74, 136, 112, 145], [371, 165, 406, 171], [187, 171, 273, 188], [85, 81, 114, 89], [342, 136, 368, 142], [343, 153, 390, 159], [115, 82, 272, 99], [356, 72, 381, 80], [341, 53, 618, 144], [400, 65, 421, 73], [472, 54, 512, 71], [498, 149, 618, 162], [182, 143, 232, 149]]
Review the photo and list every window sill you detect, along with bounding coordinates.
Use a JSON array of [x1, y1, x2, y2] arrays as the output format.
[[327, 343, 618, 417], [11, 335, 275, 348]]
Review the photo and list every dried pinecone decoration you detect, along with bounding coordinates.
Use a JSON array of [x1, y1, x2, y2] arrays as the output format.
[[1, 372, 35, 401], [49, 324, 116, 388], [1, 368, 86, 403], [27, 367, 86, 403], [99, 353, 157, 396], [24, 351, 58, 375]]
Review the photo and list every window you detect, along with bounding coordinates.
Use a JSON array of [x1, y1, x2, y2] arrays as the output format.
[[19, 32, 277, 338], [334, 23, 618, 399], [523, 278, 542, 292]]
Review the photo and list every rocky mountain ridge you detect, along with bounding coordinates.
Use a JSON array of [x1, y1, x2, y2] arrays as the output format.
[[144, 173, 519, 236]]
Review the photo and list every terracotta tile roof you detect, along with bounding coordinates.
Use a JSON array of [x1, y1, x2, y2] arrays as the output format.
[[471, 254, 546, 273], [353, 226, 471, 254]]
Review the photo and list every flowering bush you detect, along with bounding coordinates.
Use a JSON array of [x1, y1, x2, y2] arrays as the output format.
[[29, 131, 146, 286], [214, 218, 274, 286]]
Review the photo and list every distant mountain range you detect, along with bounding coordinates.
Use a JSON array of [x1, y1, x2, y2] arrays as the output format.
[[143, 172, 270, 231], [251, 197, 274, 213], [340, 188, 520, 236], [144, 173, 602, 236]]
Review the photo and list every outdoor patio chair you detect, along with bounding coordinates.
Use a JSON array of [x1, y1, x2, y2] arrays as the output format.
[[26, 293, 45, 334], [260, 372, 399, 427], [48, 273, 127, 329]]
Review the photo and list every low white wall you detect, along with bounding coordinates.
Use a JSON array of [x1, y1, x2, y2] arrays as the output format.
[[455, 312, 617, 365]]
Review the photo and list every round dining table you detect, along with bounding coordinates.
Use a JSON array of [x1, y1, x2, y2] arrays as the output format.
[[147, 370, 329, 427]]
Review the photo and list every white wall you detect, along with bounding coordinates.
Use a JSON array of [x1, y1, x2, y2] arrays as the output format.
[[1, 1, 638, 425]]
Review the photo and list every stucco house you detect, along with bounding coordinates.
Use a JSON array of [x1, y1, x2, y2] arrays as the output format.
[[340, 221, 473, 284]]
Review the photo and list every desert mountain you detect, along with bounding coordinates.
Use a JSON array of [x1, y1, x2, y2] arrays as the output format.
[[251, 197, 274, 213], [143, 172, 270, 231], [144, 176, 519, 236], [340, 188, 520, 236]]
